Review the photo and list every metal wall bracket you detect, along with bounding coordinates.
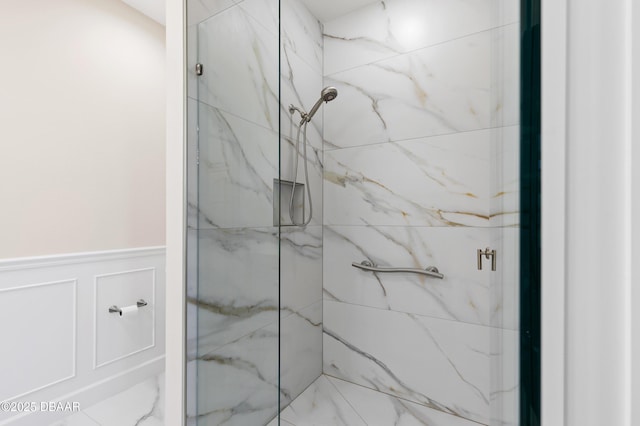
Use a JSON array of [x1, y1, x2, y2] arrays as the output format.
[[477, 248, 497, 271]]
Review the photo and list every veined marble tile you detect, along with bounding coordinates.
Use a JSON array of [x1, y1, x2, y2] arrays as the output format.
[[280, 375, 367, 426], [324, 130, 490, 227], [267, 417, 295, 426], [281, 0, 323, 73], [280, 41, 325, 153], [280, 226, 323, 315], [187, 98, 199, 229], [237, 0, 279, 36], [186, 228, 199, 361], [324, 0, 493, 75], [280, 45, 325, 227], [327, 376, 482, 426], [193, 228, 278, 355], [196, 322, 279, 426], [239, 0, 323, 73], [324, 31, 491, 149], [491, 24, 520, 128], [323, 226, 493, 327], [197, 102, 278, 229], [280, 301, 323, 407], [490, 328, 519, 426], [323, 301, 490, 424], [490, 227, 519, 330], [188, 0, 238, 26], [187, 24, 199, 101], [49, 412, 100, 426], [83, 374, 164, 426], [198, 5, 279, 131], [495, 0, 520, 27], [490, 126, 519, 228], [186, 360, 199, 421]]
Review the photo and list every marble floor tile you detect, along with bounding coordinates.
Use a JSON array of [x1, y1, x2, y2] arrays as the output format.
[[280, 375, 366, 426], [49, 412, 100, 426], [79, 374, 164, 426], [327, 376, 482, 426]]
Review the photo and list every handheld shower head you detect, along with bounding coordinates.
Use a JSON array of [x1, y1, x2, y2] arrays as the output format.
[[321, 86, 338, 102], [304, 86, 338, 123]]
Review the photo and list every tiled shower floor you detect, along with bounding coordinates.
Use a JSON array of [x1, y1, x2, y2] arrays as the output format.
[[270, 375, 480, 426]]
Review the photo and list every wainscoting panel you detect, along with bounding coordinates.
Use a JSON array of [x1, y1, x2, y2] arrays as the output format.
[[0, 247, 165, 426], [0, 279, 76, 402]]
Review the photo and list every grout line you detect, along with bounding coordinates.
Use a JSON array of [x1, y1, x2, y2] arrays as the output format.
[[324, 22, 520, 77], [322, 375, 489, 426], [323, 124, 522, 153], [323, 375, 369, 425], [322, 299, 520, 332]]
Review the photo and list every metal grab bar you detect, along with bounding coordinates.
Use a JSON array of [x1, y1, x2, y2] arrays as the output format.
[[351, 260, 444, 279]]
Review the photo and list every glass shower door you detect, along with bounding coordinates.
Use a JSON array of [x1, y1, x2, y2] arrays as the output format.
[[186, 1, 282, 424]]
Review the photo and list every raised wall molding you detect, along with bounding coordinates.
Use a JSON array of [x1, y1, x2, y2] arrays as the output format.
[[0, 247, 165, 426]]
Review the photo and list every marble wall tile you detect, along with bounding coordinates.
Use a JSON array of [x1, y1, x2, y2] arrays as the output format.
[[327, 375, 482, 426], [237, 0, 279, 36], [197, 102, 278, 229], [280, 301, 323, 407], [323, 300, 490, 424], [187, 24, 199, 101], [490, 327, 519, 426], [323, 226, 494, 327], [188, 0, 238, 26], [239, 0, 323, 73], [324, 130, 490, 227], [495, 0, 520, 27], [490, 227, 519, 330], [279, 375, 367, 425], [280, 226, 322, 314], [195, 228, 278, 355], [491, 23, 520, 128], [324, 0, 493, 75], [491, 126, 520, 228], [187, 98, 199, 229], [281, 0, 323, 72], [266, 417, 294, 426], [198, 5, 279, 131], [280, 43, 325, 152], [324, 31, 492, 149], [196, 322, 279, 426]]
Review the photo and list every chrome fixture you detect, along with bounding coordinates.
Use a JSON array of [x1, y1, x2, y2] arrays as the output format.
[[477, 248, 497, 271], [195, 63, 203, 76], [287, 87, 339, 226], [108, 299, 148, 316], [351, 260, 444, 279], [289, 87, 338, 125]]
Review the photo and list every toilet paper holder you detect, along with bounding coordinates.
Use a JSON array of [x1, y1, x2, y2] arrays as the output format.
[[108, 299, 148, 315]]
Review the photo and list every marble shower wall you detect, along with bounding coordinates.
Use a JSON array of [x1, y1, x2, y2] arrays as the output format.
[[322, 1, 520, 425], [186, 0, 324, 424]]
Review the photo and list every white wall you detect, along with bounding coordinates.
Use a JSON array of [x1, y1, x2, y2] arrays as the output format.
[[0, 0, 166, 259]]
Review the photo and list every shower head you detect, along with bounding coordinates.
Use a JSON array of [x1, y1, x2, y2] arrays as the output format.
[[321, 86, 338, 102], [304, 86, 338, 123]]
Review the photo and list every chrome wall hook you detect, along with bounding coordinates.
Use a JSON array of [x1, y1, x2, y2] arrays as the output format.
[[477, 248, 497, 271]]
